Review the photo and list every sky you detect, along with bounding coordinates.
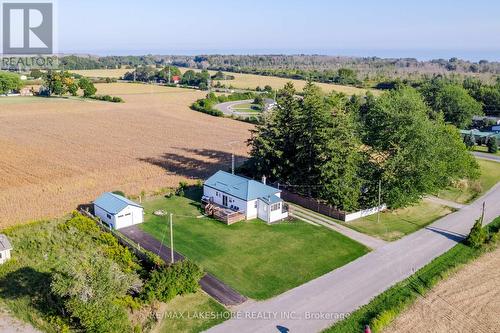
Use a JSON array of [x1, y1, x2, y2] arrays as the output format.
[[55, 0, 500, 61]]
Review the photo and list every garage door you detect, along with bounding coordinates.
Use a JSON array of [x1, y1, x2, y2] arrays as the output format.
[[116, 213, 134, 229]]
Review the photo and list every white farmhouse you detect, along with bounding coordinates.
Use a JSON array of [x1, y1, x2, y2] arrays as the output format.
[[0, 234, 12, 265], [203, 171, 288, 224], [93, 192, 144, 230]]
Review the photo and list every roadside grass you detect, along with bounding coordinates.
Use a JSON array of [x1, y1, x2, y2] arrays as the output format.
[[140, 187, 370, 300], [157, 291, 227, 333], [340, 201, 454, 242], [473, 145, 500, 156], [324, 217, 500, 333], [437, 159, 500, 204]]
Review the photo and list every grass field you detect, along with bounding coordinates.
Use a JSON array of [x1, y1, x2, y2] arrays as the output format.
[[342, 201, 454, 241], [325, 218, 500, 333], [0, 82, 251, 227], [437, 159, 500, 204], [231, 103, 262, 113], [473, 145, 500, 156], [156, 292, 227, 333], [140, 188, 369, 300], [180, 68, 380, 96]]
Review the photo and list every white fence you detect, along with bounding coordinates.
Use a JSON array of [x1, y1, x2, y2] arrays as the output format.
[[344, 204, 388, 222]]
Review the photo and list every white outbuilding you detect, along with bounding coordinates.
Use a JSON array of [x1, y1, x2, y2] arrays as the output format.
[[0, 234, 12, 265], [93, 192, 144, 230]]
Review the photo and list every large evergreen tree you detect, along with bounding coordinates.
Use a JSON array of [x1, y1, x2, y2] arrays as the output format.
[[361, 87, 479, 208]]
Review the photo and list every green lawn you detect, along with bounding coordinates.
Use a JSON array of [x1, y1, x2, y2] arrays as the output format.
[[473, 145, 500, 156], [437, 159, 500, 204], [140, 188, 369, 300], [158, 292, 227, 333], [232, 103, 262, 113], [341, 201, 454, 242]]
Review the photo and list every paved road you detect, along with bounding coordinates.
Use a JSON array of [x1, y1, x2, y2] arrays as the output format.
[[207, 182, 500, 333], [473, 151, 500, 163], [289, 204, 388, 250], [120, 226, 247, 306], [214, 100, 255, 116]]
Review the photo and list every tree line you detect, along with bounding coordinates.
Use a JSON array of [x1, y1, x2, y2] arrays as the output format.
[[243, 82, 479, 211]]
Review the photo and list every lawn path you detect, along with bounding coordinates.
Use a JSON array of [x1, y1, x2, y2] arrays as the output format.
[[119, 225, 248, 307], [424, 195, 466, 210], [289, 204, 388, 250]]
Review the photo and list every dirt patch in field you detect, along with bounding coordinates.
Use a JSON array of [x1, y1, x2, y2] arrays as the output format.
[[385, 247, 500, 333], [0, 83, 251, 227]]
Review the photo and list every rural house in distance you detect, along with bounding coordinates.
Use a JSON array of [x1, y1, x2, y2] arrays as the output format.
[[202, 171, 289, 224], [93, 192, 144, 229]]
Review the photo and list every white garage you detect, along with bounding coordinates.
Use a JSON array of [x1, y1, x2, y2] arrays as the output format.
[[93, 192, 144, 230]]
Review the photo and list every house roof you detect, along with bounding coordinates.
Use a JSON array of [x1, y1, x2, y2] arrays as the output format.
[[461, 129, 500, 139], [0, 234, 12, 251], [205, 171, 281, 202], [259, 195, 282, 204], [93, 192, 142, 215]]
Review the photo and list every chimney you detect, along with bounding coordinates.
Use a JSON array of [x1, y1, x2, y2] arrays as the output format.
[[262, 175, 267, 185]]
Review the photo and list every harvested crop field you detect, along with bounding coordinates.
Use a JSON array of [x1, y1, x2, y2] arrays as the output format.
[[0, 83, 251, 227], [385, 247, 500, 333], [72, 68, 379, 96], [179, 68, 380, 96]]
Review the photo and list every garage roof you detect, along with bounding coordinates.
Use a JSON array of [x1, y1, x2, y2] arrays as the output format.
[[94, 192, 142, 215]]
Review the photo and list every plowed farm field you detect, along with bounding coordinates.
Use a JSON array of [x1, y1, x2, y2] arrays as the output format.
[[0, 83, 251, 227]]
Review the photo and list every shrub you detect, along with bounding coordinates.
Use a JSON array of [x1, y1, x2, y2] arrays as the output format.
[[59, 212, 100, 234], [176, 181, 189, 196], [112, 190, 126, 197], [51, 256, 141, 333], [98, 233, 140, 273], [370, 309, 397, 332], [89, 95, 124, 103], [466, 218, 488, 248], [487, 136, 498, 153], [142, 260, 204, 303]]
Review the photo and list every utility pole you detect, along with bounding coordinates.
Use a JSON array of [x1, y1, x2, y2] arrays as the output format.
[[170, 213, 174, 263], [231, 153, 235, 175], [377, 179, 382, 224], [480, 202, 486, 225], [168, 67, 171, 84]]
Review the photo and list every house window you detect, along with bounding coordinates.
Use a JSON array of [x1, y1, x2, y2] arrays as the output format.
[[106, 214, 112, 219], [254, 201, 258, 209], [271, 203, 281, 211], [0, 252, 2, 259]]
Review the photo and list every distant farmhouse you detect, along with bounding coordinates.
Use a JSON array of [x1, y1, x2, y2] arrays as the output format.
[[172, 75, 181, 84], [93, 192, 144, 230], [0, 234, 12, 265], [202, 171, 288, 224]]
